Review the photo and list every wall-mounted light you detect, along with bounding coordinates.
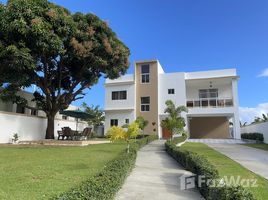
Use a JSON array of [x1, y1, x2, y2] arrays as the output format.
[[209, 81, 213, 88]]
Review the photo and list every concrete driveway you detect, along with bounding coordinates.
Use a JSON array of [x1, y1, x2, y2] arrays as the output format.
[[116, 140, 203, 200], [208, 143, 268, 180]]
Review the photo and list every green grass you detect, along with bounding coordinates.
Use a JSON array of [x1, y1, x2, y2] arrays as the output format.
[[0, 143, 126, 200], [244, 143, 268, 152], [180, 143, 268, 200]]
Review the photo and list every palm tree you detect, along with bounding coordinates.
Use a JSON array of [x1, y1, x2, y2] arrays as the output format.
[[240, 121, 247, 127], [251, 117, 262, 124], [160, 100, 188, 140], [135, 116, 149, 136], [82, 103, 105, 131], [262, 113, 268, 122]]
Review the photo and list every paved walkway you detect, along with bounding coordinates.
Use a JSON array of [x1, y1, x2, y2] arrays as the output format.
[[208, 143, 268, 180], [116, 140, 202, 200], [188, 139, 250, 144]]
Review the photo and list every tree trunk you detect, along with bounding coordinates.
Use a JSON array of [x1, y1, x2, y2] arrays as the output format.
[[46, 114, 55, 139]]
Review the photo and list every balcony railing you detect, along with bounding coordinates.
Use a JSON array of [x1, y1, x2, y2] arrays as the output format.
[[187, 98, 233, 108]]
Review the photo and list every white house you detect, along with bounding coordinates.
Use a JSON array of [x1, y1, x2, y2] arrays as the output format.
[[0, 90, 88, 143], [104, 60, 241, 139]]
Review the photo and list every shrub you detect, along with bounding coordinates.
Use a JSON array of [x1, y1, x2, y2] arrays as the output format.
[[106, 126, 125, 142], [107, 122, 140, 153], [165, 139, 255, 200], [54, 135, 157, 200], [241, 133, 264, 142]]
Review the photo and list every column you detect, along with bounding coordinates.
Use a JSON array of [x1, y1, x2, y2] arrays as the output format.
[[232, 79, 241, 139]]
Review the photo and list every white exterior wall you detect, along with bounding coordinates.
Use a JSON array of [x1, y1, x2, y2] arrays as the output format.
[[241, 122, 268, 144], [104, 110, 135, 134], [185, 69, 237, 79], [186, 80, 233, 100], [158, 73, 186, 114], [104, 74, 136, 134], [0, 111, 88, 143], [188, 107, 236, 116], [157, 72, 187, 138], [105, 83, 135, 110]]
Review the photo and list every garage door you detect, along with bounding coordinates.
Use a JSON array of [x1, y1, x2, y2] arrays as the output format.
[[189, 117, 230, 139]]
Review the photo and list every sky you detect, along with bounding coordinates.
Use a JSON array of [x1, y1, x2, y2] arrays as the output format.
[[1, 0, 268, 123]]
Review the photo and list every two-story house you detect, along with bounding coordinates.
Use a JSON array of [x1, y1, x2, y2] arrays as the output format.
[[104, 60, 241, 139]]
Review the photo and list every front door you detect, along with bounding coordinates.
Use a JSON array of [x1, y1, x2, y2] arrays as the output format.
[[162, 127, 172, 139]]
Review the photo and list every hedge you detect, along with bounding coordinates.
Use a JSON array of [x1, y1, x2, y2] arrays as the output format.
[[241, 133, 264, 142], [165, 139, 255, 200], [53, 135, 158, 200]]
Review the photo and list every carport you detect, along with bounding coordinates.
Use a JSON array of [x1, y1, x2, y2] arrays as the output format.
[[188, 116, 231, 139]]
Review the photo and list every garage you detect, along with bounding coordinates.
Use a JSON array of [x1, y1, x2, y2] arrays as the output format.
[[189, 117, 230, 139]]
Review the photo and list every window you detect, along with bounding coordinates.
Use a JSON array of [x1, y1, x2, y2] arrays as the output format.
[[62, 115, 68, 120], [31, 109, 38, 116], [168, 89, 175, 94], [110, 119, 118, 126], [141, 64, 150, 83], [125, 119, 129, 124], [112, 91, 127, 100], [16, 104, 25, 114], [141, 97, 150, 111], [199, 89, 218, 99]]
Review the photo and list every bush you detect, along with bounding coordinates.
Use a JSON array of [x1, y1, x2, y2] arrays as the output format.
[[53, 135, 157, 200], [165, 139, 255, 200], [241, 133, 264, 142]]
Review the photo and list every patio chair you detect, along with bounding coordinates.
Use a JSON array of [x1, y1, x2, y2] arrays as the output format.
[[61, 127, 74, 140], [57, 130, 64, 140], [79, 127, 92, 140]]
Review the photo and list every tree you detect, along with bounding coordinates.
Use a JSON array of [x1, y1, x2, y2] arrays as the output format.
[[135, 116, 148, 136], [82, 102, 105, 126], [107, 122, 139, 153], [160, 100, 188, 140], [0, 0, 130, 139]]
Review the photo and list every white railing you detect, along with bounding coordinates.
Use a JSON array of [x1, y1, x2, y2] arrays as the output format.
[[186, 98, 233, 108]]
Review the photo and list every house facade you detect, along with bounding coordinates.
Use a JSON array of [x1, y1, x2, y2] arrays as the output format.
[[104, 60, 241, 139]]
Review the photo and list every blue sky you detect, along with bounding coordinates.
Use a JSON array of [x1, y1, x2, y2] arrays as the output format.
[[2, 0, 268, 122]]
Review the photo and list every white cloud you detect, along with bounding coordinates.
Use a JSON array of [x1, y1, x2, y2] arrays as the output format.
[[258, 68, 268, 77], [239, 102, 268, 124]]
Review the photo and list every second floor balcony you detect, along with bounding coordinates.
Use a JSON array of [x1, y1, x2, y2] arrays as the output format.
[[187, 98, 233, 108]]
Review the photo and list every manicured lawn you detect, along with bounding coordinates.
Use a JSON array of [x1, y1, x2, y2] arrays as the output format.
[[181, 142, 268, 200], [0, 143, 126, 200], [244, 143, 268, 152]]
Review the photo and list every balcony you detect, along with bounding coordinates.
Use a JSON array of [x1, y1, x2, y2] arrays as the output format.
[[187, 98, 233, 108]]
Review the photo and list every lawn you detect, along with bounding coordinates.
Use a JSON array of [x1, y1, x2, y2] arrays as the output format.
[[0, 143, 126, 200], [180, 142, 268, 200], [244, 143, 268, 152]]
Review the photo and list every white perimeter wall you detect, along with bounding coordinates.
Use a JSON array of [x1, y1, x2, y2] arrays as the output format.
[[0, 112, 88, 143], [241, 122, 268, 144], [104, 110, 135, 134]]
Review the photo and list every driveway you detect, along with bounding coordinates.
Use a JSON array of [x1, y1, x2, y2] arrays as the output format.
[[208, 143, 268, 180], [116, 140, 202, 200]]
